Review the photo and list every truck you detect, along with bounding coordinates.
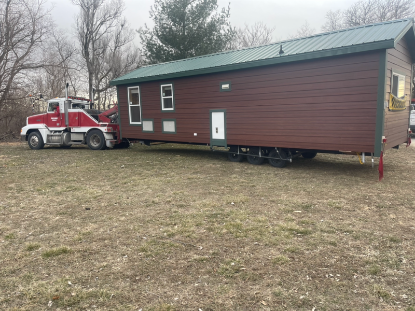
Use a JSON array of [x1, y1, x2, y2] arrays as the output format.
[[20, 90, 128, 150]]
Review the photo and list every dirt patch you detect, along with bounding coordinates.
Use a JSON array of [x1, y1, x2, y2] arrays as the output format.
[[1, 142, 414, 310]]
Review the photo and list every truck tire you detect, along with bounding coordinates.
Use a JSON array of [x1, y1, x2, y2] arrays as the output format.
[[247, 147, 265, 165], [268, 149, 287, 168], [28, 132, 44, 150], [86, 130, 106, 150], [302, 151, 317, 159]]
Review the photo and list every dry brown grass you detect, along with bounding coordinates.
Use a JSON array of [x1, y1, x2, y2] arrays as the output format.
[[0, 141, 414, 310]]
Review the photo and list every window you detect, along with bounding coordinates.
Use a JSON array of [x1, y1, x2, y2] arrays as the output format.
[[161, 84, 174, 111], [128, 86, 141, 124], [391, 73, 405, 98], [162, 119, 176, 133], [47, 102, 59, 112]]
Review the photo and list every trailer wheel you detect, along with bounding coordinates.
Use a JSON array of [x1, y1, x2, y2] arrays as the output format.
[[228, 146, 244, 162], [86, 130, 106, 150], [247, 147, 265, 165], [228, 152, 244, 162], [302, 151, 317, 159], [268, 149, 287, 168], [28, 132, 44, 150]]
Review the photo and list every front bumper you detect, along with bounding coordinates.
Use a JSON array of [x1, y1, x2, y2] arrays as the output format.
[[21, 134, 26, 142]]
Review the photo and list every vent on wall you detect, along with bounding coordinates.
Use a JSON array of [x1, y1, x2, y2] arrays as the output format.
[[162, 120, 176, 133], [220, 81, 231, 92], [143, 120, 154, 132]]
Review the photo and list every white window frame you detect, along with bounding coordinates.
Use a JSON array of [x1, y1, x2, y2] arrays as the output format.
[[391, 72, 406, 98], [128, 86, 141, 124], [161, 84, 174, 111]]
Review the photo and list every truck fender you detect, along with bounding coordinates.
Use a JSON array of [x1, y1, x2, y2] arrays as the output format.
[[21, 125, 50, 142]]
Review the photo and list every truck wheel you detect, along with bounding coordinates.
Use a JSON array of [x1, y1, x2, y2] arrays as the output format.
[[302, 151, 317, 159], [268, 149, 287, 168], [247, 147, 265, 165], [28, 132, 44, 150], [87, 130, 106, 150]]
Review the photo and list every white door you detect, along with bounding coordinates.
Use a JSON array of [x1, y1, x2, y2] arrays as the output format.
[[210, 110, 226, 147], [212, 112, 225, 139]]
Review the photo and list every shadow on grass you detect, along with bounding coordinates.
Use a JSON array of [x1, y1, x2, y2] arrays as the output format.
[[138, 145, 377, 178], [27, 143, 378, 179]]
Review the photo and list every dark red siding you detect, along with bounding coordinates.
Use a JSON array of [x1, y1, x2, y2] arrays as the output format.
[[385, 38, 412, 149], [118, 51, 382, 152]]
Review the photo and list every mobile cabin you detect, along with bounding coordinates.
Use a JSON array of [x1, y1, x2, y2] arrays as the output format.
[[110, 19, 414, 168]]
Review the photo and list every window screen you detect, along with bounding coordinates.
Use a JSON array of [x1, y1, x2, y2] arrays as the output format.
[[128, 87, 141, 124]]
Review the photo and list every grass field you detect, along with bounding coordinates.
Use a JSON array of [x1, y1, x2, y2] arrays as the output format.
[[0, 142, 414, 310]]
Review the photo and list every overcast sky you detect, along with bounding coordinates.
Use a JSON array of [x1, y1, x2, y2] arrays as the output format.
[[51, 0, 360, 44]]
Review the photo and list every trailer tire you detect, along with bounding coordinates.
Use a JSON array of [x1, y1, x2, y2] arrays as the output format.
[[268, 149, 287, 168], [247, 147, 265, 165], [28, 131, 44, 150], [86, 130, 106, 150], [228, 152, 244, 162], [302, 151, 317, 159]]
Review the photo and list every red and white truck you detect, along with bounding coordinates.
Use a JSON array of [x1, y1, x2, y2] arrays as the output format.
[[20, 92, 128, 150]]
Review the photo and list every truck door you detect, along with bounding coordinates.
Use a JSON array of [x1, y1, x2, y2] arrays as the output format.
[[46, 102, 62, 128], [210, 109, 227, 147]]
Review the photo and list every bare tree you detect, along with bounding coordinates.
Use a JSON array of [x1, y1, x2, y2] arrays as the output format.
[[344, 0, 378, 27], [0, 0, 51, 131], [72, 0, 140, 110], [322, 10, 345, 32], [378, 0, 414, 20], [322, 0, 414, 32], [230, 22, 275, 49], [288, 21, 315, 39], [30, 30, 80, 101]]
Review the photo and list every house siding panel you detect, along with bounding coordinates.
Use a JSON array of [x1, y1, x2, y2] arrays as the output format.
[[119, 51, 381, 152], [384, 38, 412, 149]]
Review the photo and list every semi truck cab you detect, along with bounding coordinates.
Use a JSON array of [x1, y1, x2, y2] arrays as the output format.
[[21, 96, 123, 150]]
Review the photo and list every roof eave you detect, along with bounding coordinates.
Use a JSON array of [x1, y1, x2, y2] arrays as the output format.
[[110, 40, 395, 86], [402, 25, 415, 61]]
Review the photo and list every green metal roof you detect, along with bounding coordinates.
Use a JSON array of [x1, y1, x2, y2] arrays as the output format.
[[111, 18, 415, 86]]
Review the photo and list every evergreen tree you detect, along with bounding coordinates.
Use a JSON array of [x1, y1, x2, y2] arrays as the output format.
[[139, 0, 234, 64]]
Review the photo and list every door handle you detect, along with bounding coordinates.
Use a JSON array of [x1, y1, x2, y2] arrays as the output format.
[[216, 127, 218, 133]]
